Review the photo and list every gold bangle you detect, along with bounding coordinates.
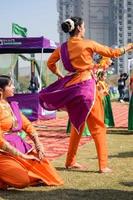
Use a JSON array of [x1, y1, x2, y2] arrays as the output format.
[[120, 47, 125, 55]]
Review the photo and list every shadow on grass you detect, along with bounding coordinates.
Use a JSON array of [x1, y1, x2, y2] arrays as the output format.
[[56, 167, 97, 173], [120, 181, 133, 187], [0, 189, 133, 200], [109, 151, 133, 158], [107, 128, 133, 135], [90, 151, 133, 160]]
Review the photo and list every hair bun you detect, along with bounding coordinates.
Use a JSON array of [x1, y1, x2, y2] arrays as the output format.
[[61, 18, 75, 33]]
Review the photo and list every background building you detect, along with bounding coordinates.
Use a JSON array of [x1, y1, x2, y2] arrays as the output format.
[[57, 0, 133, 74]]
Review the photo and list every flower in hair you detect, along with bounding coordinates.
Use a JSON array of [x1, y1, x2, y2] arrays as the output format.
[[65, 19, 75, 32]]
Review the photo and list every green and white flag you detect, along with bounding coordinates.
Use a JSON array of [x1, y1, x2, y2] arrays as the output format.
[[12, 23, 27, 37]]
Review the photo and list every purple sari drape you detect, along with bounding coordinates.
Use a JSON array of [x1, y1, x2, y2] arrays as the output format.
[[60, 42, 76, 72], [10, 101, 23, 132], [4, 101, 32, 154], [39, 42, 95, 132]]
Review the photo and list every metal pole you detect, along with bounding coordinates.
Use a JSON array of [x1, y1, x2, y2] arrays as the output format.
[[39, 48, 43, 90]]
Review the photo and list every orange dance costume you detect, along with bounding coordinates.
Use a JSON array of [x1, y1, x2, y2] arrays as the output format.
[[0, 100, 63, 189], [39, 36, 123, 172], [40, 15, 133, 175]]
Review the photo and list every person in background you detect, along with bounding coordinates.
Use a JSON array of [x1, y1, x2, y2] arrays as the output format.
[[97, 69, 115, 127], [128, 76, 133, 130], [0, 75, 63, 190], [39, 16, 133, 173], [118, 73, 128, 103], [28, 72, 39, 93]]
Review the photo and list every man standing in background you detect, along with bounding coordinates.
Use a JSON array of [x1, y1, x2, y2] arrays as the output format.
[[118, 73, 128, 102]]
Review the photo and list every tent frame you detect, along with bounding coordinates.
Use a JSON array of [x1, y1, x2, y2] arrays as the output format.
[[0, 36, 58, 89]]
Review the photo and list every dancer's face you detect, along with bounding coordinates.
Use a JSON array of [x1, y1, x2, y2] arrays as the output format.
[[2, 80, 15, 99]]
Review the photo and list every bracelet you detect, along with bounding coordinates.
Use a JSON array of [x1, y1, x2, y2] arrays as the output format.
[[31, 132, 38, 140], [36, 144, 42, 151], [120, 47, 126, 55], [3, 142, 22, 157]]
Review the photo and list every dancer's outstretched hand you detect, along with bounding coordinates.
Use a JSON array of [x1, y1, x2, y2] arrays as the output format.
[[127, 43, 133, 50]]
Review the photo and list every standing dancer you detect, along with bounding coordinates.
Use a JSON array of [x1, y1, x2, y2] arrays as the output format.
[[97, 69, 115, 127], [39, 17, 133, 173]]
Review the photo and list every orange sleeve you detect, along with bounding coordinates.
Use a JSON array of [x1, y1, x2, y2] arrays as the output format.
[[89, 40, 122, 58], [97, 81, 104, 91], [47, 47, 60, 73], [21, 113, 37, 136], [97, 81, 109, 96]]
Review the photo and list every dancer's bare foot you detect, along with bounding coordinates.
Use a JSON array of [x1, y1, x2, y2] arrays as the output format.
[[66, 162, 87, 171], [99, 167, 112, 173]]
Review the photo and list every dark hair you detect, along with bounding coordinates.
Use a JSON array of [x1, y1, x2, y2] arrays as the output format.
[[61, 17, 83, 36], [97, 71, 105, 80], [122, 72, 128, 77], [0, 75, 11, 90]]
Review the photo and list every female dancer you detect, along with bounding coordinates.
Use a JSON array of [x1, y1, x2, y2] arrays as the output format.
[[0, 75, 63, 189], [39, 17, 133, 173], [97, 69, 115, 127]]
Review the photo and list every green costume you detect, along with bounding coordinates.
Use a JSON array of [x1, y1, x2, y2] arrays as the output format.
[[128, 94, 133, 130], [103, 95, 115, 127], [66, 120, 91, 136]]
